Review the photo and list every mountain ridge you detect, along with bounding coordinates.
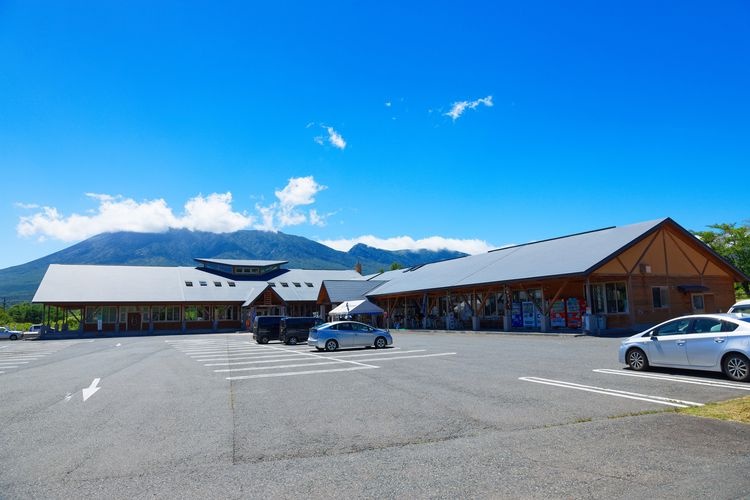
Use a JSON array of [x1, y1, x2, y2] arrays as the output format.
[[0, 230, 467, 303]]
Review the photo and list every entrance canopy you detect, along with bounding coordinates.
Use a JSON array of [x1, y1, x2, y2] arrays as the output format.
[[329, 299, 384, 317]]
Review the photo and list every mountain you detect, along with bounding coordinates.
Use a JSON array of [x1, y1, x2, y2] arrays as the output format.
[[0, 230, 467, 304]]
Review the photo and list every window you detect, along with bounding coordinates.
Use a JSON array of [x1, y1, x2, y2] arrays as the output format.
[[305, 282, 314, 287], [214, 281, 222, 287], [281, 282, 289, 287], [269, 282, 276, 287], [227, 282, 236, 287], [199, 281, 208, 287], [652, 287, 669, 309], [185, 305, 210, 321], [85, 306, 118, 323], [293, 282, 301, 287], [590, 282, 628, 314], [653, 318, 690, 336], [721, 321, 739, 332], [151, 306, 180, 322], [185, 281, 193, 287], [215, 305, 237, 320], [692, 294, 705, 311], [691, 318, 722, 333]]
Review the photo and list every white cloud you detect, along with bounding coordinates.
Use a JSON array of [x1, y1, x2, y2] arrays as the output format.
[[254, 176, 328, 231], [325, 126, 346, 149], [445, 95, 493, 121], [16, 192, 254, 242], [385, 101, 392, 107], [16, 176, 330, 241], [318, 235, 495, 255]]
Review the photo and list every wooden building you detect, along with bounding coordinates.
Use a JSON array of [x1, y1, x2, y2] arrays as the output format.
[[363, 218, 748, 333]]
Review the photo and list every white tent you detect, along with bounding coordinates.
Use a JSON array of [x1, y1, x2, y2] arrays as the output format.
[[329, 299, 384, 318]]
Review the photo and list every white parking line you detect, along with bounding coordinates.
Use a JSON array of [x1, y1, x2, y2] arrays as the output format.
[[335, 353, 457, 362], [324, 349, 426, 358], [204, 354, 317, 366], [519, 376, 704, 408], [226, 365, 378, 380], [593, 369, 750, 391], [215, 360, 379, 373], [193, 352, 294, 361]]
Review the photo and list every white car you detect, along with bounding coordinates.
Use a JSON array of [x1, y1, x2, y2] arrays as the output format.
[[728, 299, 750, 314], [0, 326, 22, 340], [619, 314, 750, 382]]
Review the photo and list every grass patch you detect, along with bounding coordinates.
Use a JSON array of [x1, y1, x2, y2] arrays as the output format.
[[679, 396, 750, 424]]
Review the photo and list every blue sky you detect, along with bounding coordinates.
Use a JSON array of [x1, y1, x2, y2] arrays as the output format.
[[1, 1, 748, 269]]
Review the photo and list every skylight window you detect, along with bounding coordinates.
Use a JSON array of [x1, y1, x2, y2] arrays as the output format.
[[293, 282, 301, 287], [227, 282, 236, 287], [185, 281, 193, 287], [214, 281, 222, 287], [305, 282, 314, 287], [281, 282, 289, 287], [199, 281, 207, 287], [269, 283, 276, 287]]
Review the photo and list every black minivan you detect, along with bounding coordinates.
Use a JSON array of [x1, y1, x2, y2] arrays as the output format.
[[279, 317, 323, 345], [252, 315, 284, 344]]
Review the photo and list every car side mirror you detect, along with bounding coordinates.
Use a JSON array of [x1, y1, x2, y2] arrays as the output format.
[[650, 335, 658, 341]]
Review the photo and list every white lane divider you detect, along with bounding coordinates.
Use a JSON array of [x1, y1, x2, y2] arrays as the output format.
[[226, 365, 377, 381], [519, 376, 704, 408], [593, 369, 750, 391]]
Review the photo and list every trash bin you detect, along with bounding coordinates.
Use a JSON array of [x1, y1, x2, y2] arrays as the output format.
[[596, 315, 607, 331], [472, 316, 480, 331], [583, 313, 593, 332]]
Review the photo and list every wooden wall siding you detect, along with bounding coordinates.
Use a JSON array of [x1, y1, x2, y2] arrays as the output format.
[[593, 227, 732, 279]]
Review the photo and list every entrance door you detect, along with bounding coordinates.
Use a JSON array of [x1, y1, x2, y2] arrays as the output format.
[[127, 313, 141, 331]]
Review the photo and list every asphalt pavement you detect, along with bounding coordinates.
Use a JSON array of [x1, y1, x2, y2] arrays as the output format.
[[0, 331, 748, 499]]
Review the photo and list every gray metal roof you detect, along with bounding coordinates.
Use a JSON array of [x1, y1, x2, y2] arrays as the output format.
[[194, 258, 288, 267], [267, 269, 363, 302], [33, 265, 263, 304], [321, 280, 385, 302], [33, 265, 358, 305], [368, 219, 669, 296]]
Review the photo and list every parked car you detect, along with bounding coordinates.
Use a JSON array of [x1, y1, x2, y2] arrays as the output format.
[[0, 326, 22, 340], [307, 321, 392, 352], [619, 314, 750, 382], [728, 299, 750, 314], [252, 316, 284, 344], [279, 316, 323, 345]]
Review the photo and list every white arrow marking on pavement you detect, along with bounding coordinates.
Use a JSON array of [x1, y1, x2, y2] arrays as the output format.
[[82, 378, 101, 402]]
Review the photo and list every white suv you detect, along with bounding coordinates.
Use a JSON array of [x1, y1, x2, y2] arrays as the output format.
[[729, 299, 750, 314]]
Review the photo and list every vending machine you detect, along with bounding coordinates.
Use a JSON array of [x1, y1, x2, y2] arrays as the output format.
[[566, 298, 584, 328]]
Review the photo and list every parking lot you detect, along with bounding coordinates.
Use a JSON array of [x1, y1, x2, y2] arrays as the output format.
[[1, 332, 748, 499]]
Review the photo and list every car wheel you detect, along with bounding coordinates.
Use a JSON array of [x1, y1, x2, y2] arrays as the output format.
[[723, 353, 750, 382], [626, 348, 649, 371], [287, 337, 298, 345], [325, 339, 338, 352], [374, 336, 387, 348], [258, 336, 269, 344], [10, 334, 17, 340]]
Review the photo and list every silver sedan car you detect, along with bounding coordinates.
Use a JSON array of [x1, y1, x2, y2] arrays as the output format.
[[308, 321, 392, 352], [619, 314, 750, 382], [0, 326, 22, 340]]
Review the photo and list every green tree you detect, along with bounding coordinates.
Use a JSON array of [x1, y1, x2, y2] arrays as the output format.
[[693, 222, 750, 298], [390, 262, 404, 271]]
